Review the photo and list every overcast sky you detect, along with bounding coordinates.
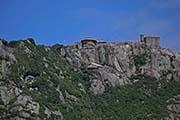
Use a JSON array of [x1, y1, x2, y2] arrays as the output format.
[[0, 0, 179, 51]]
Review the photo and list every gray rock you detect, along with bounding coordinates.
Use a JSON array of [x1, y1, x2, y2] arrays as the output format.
[[44, 107, 63, 120], [166, 95, 180, 120], [0, 86, 21, 105], [14, 95, 40, 115], [63, 40, 180, 95], [65, 91, 78, 101], [9, 116, 26, 120], [56, 86, 65, 103], [90, 79, 105, 95]]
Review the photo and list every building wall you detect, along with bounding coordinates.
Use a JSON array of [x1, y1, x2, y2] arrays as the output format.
[[144, 37, 160, 49], [82, 41, 96, 49]]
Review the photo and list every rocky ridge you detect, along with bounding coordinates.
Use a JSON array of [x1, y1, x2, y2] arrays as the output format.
[[0, 37, 180, 120], [63, 39, 180, 95]]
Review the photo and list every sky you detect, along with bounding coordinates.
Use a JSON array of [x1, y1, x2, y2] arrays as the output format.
[[0, 0, 180, 51]]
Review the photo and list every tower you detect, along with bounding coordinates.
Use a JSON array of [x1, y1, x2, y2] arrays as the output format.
[[140, 34, 160, 49], [140, 33, 145, 42]]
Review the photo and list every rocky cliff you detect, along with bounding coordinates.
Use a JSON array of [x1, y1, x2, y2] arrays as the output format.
[[0, 38, 180, 120], [63, 40, 180, 95]]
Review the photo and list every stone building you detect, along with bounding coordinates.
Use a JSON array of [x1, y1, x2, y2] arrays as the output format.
[[81, 37, 97, 49], [140, 34, 160, 49]]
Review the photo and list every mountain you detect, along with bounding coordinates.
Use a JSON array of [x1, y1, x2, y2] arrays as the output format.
[[0, 35, 180, 120]]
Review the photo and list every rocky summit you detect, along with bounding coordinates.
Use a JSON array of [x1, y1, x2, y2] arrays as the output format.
[[0, 35, 180, 120]]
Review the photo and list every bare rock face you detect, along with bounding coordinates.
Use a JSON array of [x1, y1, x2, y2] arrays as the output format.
[[0, 41, 16, 80], [0, 40, 16, 62], [166, 95, 180, 120], [0, 40, 63, 120], [0, 83, 64, 120], [64, 41, 180, 95], [13, 95, 40, 114], [0, 84, 41, 120], [0, 38, 180, 119], [45, 107, 63, 120], [0, 86, 22, 105], [90, 79, 105, 95]]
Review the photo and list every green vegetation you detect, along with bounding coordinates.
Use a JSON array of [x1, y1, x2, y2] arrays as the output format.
[[5, 40, 180, 120], [57, 75, 180, 120], [27, 38, 36, 45], [0, 39, 8, 46], [133, 53, 148, 67], [7, 40, 91, 118], [1, 38, 35, 48], [8, 40, 21, 48], [91, 75, 180, 120], [0, 56, 9, 61]]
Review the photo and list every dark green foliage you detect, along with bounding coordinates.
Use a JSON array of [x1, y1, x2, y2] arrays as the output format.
[[80, 63, 87, 72], [8, 39, 35, 48], [75, 44, 79, 49], [22, 71, 40, 79], [133, 53, 148, 67], [50, 78, 59, 87], [0, 56, 9, 61], [27, 38, 36, 45], [32, 78, 60, 104], [55, 75, 180, 120], [8, 40, 20, 48], [6, 40, 180, 120], [0, 39, 8, 46], [59, 79, 81, 96], [91, 75, 180, 120]]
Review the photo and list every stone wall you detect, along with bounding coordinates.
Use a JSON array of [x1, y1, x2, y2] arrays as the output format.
[[144, 37, 160, 49]]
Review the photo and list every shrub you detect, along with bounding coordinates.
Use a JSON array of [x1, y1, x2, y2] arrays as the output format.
[[8, 40, 19, 47], [59, 79, 81, 96], [32, 78, 60, 104], [133, 53, 148, 67], [0, 39, 8, 46], [0, 56, 9, 61], [27, 38, 36, 45]]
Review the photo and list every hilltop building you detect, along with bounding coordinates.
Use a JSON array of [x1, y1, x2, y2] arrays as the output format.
[[81, 37, 107, 49], [81, 37, 97, 49], [140, 34, 160, 49], [81, 34, 160, 49]]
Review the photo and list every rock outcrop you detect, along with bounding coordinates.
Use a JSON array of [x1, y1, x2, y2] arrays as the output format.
[[0, 39, 64, 120], [0, 36, 180, 120], [166, 95, 180, 120], [0, 84, 40, 120], [63, 40, 180, 95]]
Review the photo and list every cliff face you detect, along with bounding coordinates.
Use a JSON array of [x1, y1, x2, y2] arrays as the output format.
[[0, 38, 180, 120], [64, 41, 180, 95]]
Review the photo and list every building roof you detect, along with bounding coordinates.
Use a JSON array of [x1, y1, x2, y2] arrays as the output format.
[[81, 37, 97, 42], [145, 36, 160, 38]]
